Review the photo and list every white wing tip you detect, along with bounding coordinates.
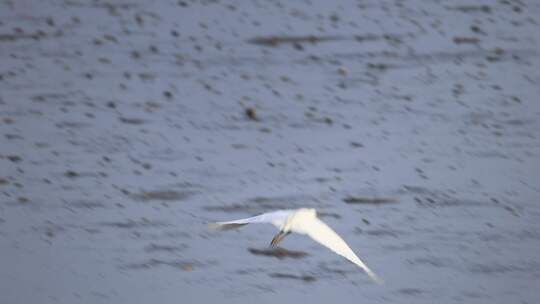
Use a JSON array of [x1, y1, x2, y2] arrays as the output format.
[[356, 261, 384, 284], [208, 222, 247, 230], [208, 222, 222, 229], [368, 272, 384, 284]]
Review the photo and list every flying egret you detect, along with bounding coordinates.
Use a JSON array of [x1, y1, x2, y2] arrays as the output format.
[[210, 208, 383, 284]]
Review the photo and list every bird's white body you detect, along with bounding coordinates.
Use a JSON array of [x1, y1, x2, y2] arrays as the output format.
[[210, 208, 383, 284]]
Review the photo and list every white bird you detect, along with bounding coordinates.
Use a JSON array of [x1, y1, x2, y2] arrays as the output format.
[[210, 208, 383, 284]]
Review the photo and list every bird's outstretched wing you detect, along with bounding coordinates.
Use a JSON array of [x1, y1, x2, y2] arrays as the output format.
[[209, 210, 293, 230], [299, 217, 383, 284]]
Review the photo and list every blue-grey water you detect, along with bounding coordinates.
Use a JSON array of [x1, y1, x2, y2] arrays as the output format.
[[1, 1, 540, 303]]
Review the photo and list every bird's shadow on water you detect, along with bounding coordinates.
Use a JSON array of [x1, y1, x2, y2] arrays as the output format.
[[245, 248, 372, 283], [248, 247, 309, 259]]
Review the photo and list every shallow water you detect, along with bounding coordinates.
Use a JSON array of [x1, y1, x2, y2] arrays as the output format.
[[1, 0, 540, 303]]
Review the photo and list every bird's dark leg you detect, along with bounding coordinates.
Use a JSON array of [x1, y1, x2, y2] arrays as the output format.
[[270, 231, 291, 247]]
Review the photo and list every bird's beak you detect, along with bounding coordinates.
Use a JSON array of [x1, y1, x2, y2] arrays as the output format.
[[270, 231, 289, 247]]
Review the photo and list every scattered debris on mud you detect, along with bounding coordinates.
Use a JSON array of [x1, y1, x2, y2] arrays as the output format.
[[343, 197, 397, 205], [269, 273, 316, 282]]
